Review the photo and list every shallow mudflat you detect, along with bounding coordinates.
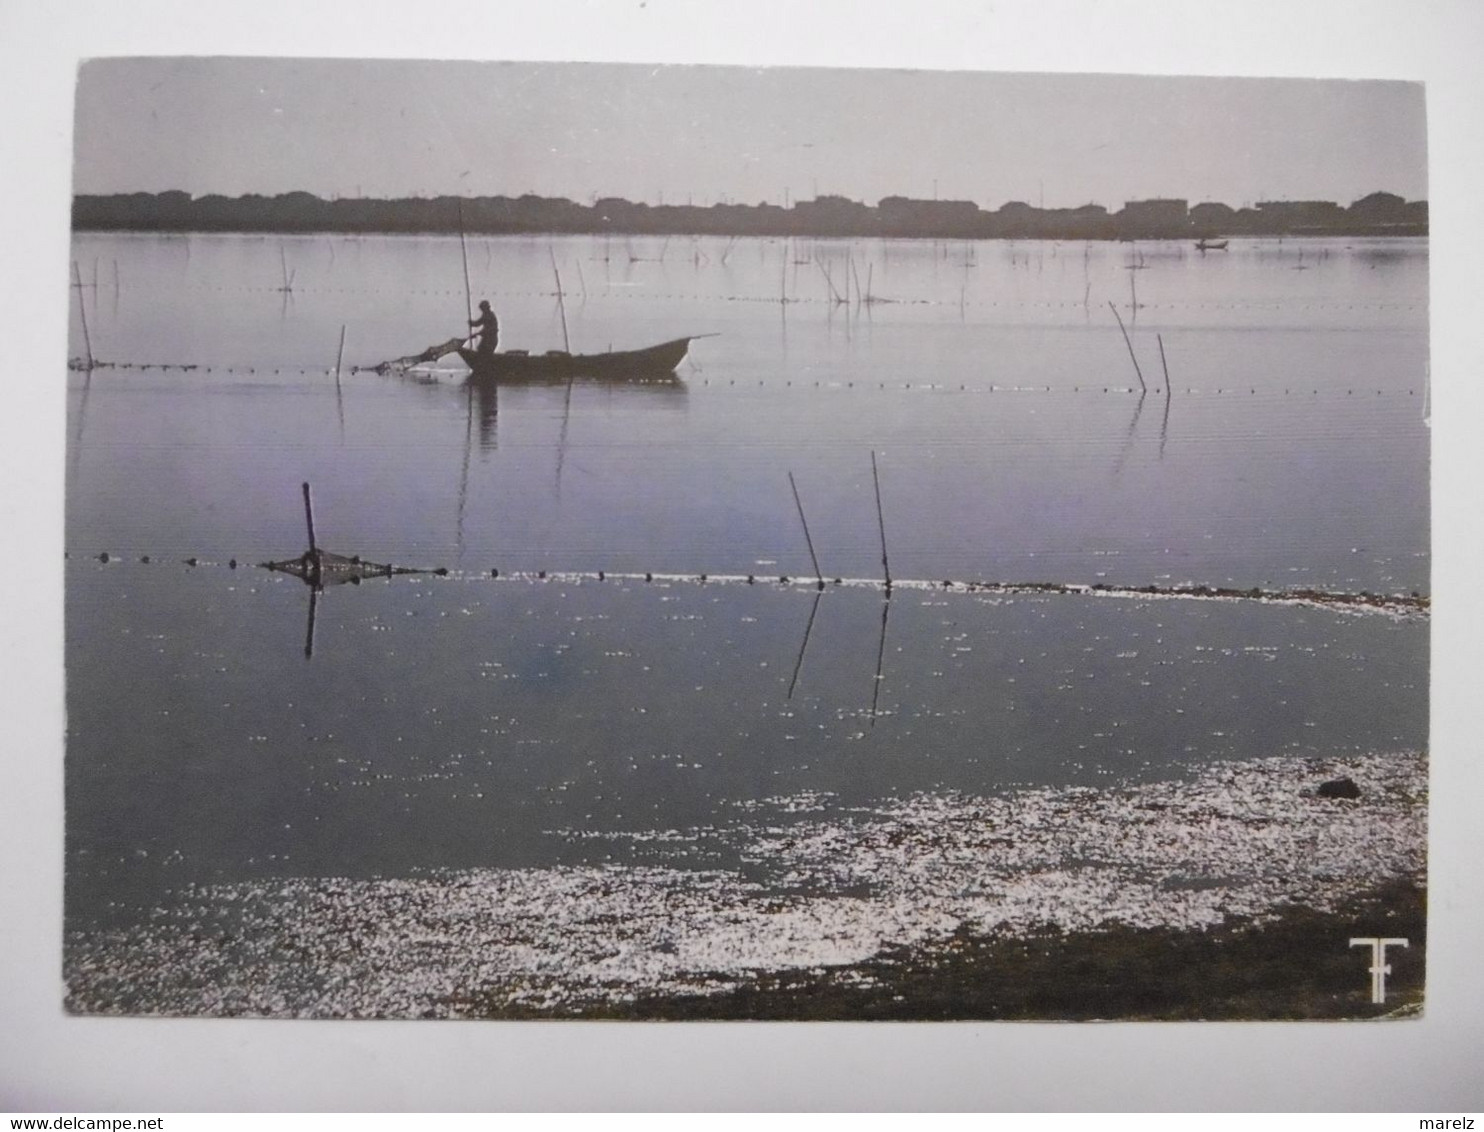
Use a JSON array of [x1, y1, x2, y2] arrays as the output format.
[[65, 748, 1425, 1019]]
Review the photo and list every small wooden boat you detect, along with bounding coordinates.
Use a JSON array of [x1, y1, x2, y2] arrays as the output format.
[[1195, 238, 1230, 251], [457, 336, 698, 380]]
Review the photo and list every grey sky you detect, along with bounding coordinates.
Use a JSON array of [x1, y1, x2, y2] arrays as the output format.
[[75, 57, 1426, 210]]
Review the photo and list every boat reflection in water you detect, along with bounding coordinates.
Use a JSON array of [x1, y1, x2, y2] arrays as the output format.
[[459, 338, 693, 451]]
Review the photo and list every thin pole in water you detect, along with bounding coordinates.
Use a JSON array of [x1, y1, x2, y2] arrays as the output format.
[[788, 472, 824, 588], [871, 450, 891, 590], [1158, 333, 1173, 459], [870, 593, 891, 728], [787, 589, 823, 700], [550, 248, 571, 353], [333, 325, 347, 437], [304, 586, 319, 661], [71, 261, 93, 369], [817, 260, 843, 304], [301, 482, 318, 556], [457, 200, 474, 333], [1108, 301, 1147, 394]]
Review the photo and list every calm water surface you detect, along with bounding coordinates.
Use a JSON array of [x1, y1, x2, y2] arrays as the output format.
[[65, 233, 1429, 932]]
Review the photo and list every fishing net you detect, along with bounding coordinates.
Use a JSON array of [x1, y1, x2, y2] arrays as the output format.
[[263, 550, 427, 587], [365, 336, 467, 374]]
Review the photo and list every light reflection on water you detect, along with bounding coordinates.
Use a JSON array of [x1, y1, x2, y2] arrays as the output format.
[[65, 233, 1429, 944]]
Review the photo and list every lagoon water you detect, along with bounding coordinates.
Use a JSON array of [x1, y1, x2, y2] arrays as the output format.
[[64, 232, 1429, 1011]]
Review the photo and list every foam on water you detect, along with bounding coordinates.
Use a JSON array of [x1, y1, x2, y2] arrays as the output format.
[[66, 750, 1425, 1017]]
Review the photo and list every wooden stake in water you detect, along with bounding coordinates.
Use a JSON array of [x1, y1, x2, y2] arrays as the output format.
[[871, 450, 891, 590], [787, 589, 823, 700], [71, 261, 93, 369], [817, 260, 843, 304], [550, 249, 571, 353], [333, 325, 347, 436], [788, 472, 825, 588], [457, 200, 474, 334], [301, 482, 319, 556], [866, 448, 890, 721], [870, 593, 891, 728], [1158, 333, 1173, 459], [304, 586, 319, 661], [1108, 301, 1147, 393]]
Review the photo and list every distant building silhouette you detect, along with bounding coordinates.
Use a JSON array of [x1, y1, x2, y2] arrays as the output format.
[[1350, 191, 1427, 232], [791, 195, 874, 236], [1190, 201, 1237, 235], [1116, 199, 1190, 239], [1254, 200, 1347, 234], [878, 196, 986, 238]]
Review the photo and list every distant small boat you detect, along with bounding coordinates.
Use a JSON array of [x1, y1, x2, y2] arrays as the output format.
[[1195, 238, 1230, 251], [457, 336, 700, 380]]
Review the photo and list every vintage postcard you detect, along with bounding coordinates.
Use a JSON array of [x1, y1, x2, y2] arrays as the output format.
[[62, 58, 1428, 1021]]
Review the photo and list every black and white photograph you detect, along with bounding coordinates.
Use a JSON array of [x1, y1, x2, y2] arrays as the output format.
[[60, 55, 1431, 1022]]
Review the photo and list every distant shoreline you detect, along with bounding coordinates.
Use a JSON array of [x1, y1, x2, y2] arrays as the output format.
[[71, 190, 1428, 243]]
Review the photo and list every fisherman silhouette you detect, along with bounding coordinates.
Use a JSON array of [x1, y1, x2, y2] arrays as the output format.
[[469, 300, 499, 355]]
